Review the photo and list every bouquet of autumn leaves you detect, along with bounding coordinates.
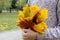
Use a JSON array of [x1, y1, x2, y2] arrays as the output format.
[[17, 4, 48, 34]]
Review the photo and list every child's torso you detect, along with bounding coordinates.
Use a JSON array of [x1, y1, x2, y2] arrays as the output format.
[[29, 0, 58, 27]]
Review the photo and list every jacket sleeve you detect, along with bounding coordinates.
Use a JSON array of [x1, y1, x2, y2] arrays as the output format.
[[37, 0, 60, 40]]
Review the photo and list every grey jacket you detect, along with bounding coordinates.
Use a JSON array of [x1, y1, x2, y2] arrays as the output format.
[[28, 0, 60, 40]]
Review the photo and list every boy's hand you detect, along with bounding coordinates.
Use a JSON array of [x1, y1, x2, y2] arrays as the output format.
[[23, 29, 37, 40]]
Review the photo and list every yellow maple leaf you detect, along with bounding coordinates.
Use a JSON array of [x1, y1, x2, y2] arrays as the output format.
[[30, 4, 40, 19], [18, 11, 24, 22], [23, 4, 30, 17], [37, 8, 48, 23], [33, 22, 48, 34]]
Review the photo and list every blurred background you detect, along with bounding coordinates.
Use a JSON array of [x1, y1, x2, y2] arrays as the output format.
[[0, 0, 28, 32]]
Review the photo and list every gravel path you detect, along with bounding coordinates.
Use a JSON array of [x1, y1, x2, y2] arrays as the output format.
[[0, 29, 23, 40]]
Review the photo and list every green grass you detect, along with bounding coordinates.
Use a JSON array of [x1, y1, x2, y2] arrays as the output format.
[[0, 12, 18, 32]]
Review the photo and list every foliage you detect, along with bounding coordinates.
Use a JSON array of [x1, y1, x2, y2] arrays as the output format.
[[0, 0, 12, 10], [0, 0, 28, 10], [0, 12, 18, 31], [18, 4, 48, 34], [16, 0, 28, 9]]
